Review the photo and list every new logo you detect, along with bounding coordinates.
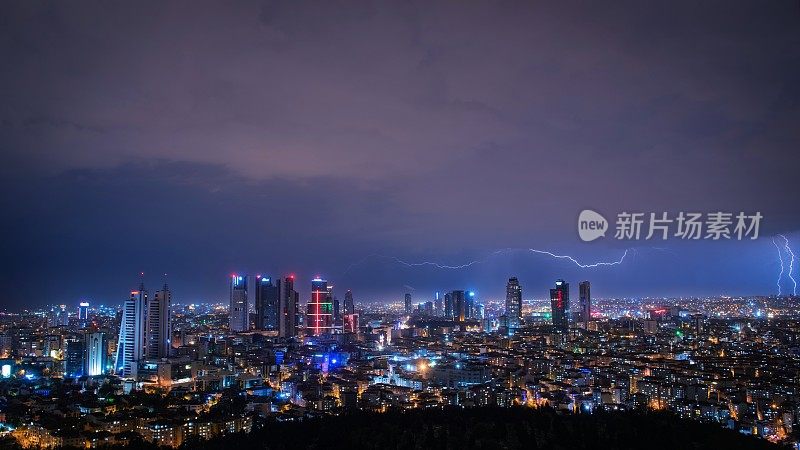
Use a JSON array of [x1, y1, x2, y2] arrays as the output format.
[[578, 210, 608, 242]]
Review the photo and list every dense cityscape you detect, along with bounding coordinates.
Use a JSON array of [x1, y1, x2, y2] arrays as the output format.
[[0, 274, 798, 448], [3, 1, 799, 449]]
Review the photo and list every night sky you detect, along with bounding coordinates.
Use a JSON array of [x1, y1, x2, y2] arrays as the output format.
[[2, 1, 799, 308]]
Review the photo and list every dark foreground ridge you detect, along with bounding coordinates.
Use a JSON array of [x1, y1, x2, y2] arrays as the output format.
[[46, 407, 779, 450]]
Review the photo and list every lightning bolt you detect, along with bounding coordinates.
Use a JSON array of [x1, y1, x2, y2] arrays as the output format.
[[773, 237, 784, 296], [520, 248, 629, 268], [779, 234, 797, 296], [380, 255, 488, 270], [342, 247, 630, 274]]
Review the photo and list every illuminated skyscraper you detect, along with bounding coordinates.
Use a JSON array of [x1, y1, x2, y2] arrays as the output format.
[[550, 279, 569, 331], [434, 292, 442, 317], [404, 293, 412, 315], [279, 275, 300, 338], [465, 291, 476, 319], [450, 290, 466, 322], [115, 285, 147, 377], [255, 275, 280, 331], [444, 292, 453, 319], [85, 331, 108, 376], [306, 277, 333, 335], [505, 277, 522, 329], [579, 281, 591, 329], [146, 284, 171, 359], [78, 302, 90, 328], [49, 305, 69, 327], [229, 275, 249, 332]]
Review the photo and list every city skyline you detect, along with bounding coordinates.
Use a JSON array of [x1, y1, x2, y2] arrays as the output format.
[[7, 267, 799, 313]]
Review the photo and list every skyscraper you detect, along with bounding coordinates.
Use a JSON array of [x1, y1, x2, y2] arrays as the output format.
[[550, 279, 570, 331], [343, 290, 358, 333], [279, 275, 300, 338], [434, 292, 442, 317], [146, 284, 171, 359], [343, 290, 354, 315], [465, 291, 476, 319], [404, 293, 412, 315], [255, 275, 280, 331], [85, 331, 108, 376], [306, 277, 333, 335], [475, 303, 485, 320], [78, 301, 90, 328], [332, 286, 341, 330], [444, 292, 453, 319], [327, 283, 337, 332], [229, 275, 249, 332], [451, 290, 466, 322], [65, 339, 85, 378], [579, 281, 591, 329], [115, 285, 147, 377], [506, 277, 522, 329], [50, 305, 69, 327]]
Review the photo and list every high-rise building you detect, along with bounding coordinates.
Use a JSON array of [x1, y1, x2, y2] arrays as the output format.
[[327, 284, 338, 332], [404, 293, 412, 315], [550, 279, 570, 331], [451, 290, 466, 322], [255, 275, 280, 331], [146, 284, 171, 359], [475, 303, 485, 320], [444, 292, 453, 319], [47, 307, 57, 327], [65, 339, 85, 378], [506, 277, 522, 329], [49, 305, 70, 327], [579, 281, 591, 329], [343, 290, 358, 333], [306, 278, 333, 335], [78, 302, 90, 328], [229, 275, 249, 332], [115, 285, 147, 377], [279, 275, 300, 338], [465, 291, 476, 319], [434, 292, 442, 317], [85, 332, 108, 376], [332, 289, 342, 329], [344, 290, 354, 315]]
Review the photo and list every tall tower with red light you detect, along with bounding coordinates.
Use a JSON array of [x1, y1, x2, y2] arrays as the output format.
[[550, 279, 570, 331]]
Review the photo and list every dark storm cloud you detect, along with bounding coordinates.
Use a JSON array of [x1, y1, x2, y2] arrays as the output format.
[[1, 1, 799, 306]]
